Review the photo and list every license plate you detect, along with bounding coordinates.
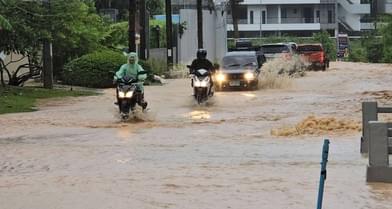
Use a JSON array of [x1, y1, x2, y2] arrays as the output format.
[[229, 80, 241, 86]]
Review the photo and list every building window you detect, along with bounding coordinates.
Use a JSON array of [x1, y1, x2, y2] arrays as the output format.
[[250, 10, 254, 24], [281, 8, 287, 19], [293, 9, 297, 14], [328, 10, 333, 23], [316, 10, 320, 23], [262, 11, 266, 24]]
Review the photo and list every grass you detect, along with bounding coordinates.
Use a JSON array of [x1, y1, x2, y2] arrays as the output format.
[[0, 86, 98, 114]]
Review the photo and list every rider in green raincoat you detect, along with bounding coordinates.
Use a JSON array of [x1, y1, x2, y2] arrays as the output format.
[[114, 52, 148, 110]]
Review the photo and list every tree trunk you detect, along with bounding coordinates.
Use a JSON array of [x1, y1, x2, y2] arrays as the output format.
[[129, 0, 137, 52], [197, 0, 203, 48], [230, 0, 240, 39], [0, 60, 5, 87], [140, 0, 147, 60]]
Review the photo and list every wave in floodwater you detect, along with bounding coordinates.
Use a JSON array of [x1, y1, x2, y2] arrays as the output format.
[[258, 57, 308, 90]]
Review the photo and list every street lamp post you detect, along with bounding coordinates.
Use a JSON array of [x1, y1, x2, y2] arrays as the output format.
[[259, 0, 262, 39], [165, 0, 173, 71]]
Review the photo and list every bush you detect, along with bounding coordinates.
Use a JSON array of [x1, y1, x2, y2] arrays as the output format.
[[348, 40, 368, 62], [313, 31, 337, 61], [62, 49, 152, 88]]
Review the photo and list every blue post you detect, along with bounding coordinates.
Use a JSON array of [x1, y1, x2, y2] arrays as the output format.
[[317, 139, 330, 209]]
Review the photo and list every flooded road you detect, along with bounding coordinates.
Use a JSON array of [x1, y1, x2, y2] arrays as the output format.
[[1, 62, 392, 209]]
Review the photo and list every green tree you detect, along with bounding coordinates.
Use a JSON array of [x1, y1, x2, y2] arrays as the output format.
[[0, 0, 107, 85], [146, 0, 164, 16], [0, 15, 12, 31], [313, 31, 336, 60], [380, 14, 392, 63]]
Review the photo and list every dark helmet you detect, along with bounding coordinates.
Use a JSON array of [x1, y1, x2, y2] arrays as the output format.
[[196, 49, 207, 59]]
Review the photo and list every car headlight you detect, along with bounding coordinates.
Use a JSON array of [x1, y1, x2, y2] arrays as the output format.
[[118, 91, 125, 98], [216, 73, 226, 82], [244, 72, 255, 80], [125, 91, 134, 98]]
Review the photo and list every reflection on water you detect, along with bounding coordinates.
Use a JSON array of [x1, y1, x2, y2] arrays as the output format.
[[187, 110, 211, 120], [116, 126, 134, 139], [242, 93, 257, 98]]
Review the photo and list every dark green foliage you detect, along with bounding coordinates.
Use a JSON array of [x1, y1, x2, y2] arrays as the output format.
[[103, 21, 128, 49], [146, 0, 165, 16], [0, 0, 107, 79], [313, 31, 337, 61], [150, 19, 166, 48], [380, 15, 392, 63], [62, 49, 153, 88], [348, 40, 367, 62], [63, 49, 126, 88]]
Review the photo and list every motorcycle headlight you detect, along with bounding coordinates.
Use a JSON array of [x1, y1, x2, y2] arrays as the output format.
[[200, 80, 208, 87], [194, 80, 201, 87], [216, 73, 226, 82], [125, 91, 134, 98], [244, 72, 255, 80], [118, 91, 126, 98]]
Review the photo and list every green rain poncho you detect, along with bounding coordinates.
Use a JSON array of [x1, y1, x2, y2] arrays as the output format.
[[114, 52, 147, 91]]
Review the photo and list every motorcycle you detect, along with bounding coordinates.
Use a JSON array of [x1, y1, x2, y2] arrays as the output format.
[[115, 72, 146, 120], [188, 66, 213, 104]]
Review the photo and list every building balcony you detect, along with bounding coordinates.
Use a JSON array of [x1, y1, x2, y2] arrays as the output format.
[[227, 17, 328, 25], [241, 0, 320, 5], [227, 23, 321, 31]]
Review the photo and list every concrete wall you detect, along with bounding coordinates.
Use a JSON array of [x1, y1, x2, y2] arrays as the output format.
[[178, 9, 227, 65], [0, 52, 29, 75], [149, 48, 178, 64]]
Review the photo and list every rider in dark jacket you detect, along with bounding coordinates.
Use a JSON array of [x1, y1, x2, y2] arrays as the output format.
[[190, 49, 215, 74], [190, 49, 215, 95]]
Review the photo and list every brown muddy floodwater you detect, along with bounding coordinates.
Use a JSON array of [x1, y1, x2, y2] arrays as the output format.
[[1, 62, 392, 209]]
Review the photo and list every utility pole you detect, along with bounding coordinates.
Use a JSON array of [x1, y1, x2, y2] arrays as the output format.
[[128, 0, 136, 52], [165, 0, 173, 70], [197, 0, 203, 48], [140, 0, 147, 60], [43, 0, 53, 89]]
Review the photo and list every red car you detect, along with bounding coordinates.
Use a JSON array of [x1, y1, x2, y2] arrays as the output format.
[[297, 44, 329, 71]]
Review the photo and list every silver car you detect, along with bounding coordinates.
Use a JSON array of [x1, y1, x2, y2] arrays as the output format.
[[261, 43, 295, 62]]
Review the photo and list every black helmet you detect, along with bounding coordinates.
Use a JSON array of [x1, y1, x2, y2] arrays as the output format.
[[196, 49, 207, 59]]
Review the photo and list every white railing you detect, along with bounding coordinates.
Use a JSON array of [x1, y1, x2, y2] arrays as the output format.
[[227, 23, 321, 31], [241, 0, 320, 4]]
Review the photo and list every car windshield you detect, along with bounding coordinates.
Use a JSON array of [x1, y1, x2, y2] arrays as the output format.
[[222, 56, 257, 68], [261, 45, 290, 54], [297, 45, 323, 52]]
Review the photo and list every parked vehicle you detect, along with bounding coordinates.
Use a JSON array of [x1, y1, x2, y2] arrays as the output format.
[[187, 66, 213, 104], [229, 40, 266, 66], [215, 51, 261, 90], [261, 43, 295, 61], [297, 44, 329, 71]]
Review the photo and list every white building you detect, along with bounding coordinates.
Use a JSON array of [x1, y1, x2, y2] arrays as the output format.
[[375, 0, 392, 14], [225, 0, 372, 37]]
